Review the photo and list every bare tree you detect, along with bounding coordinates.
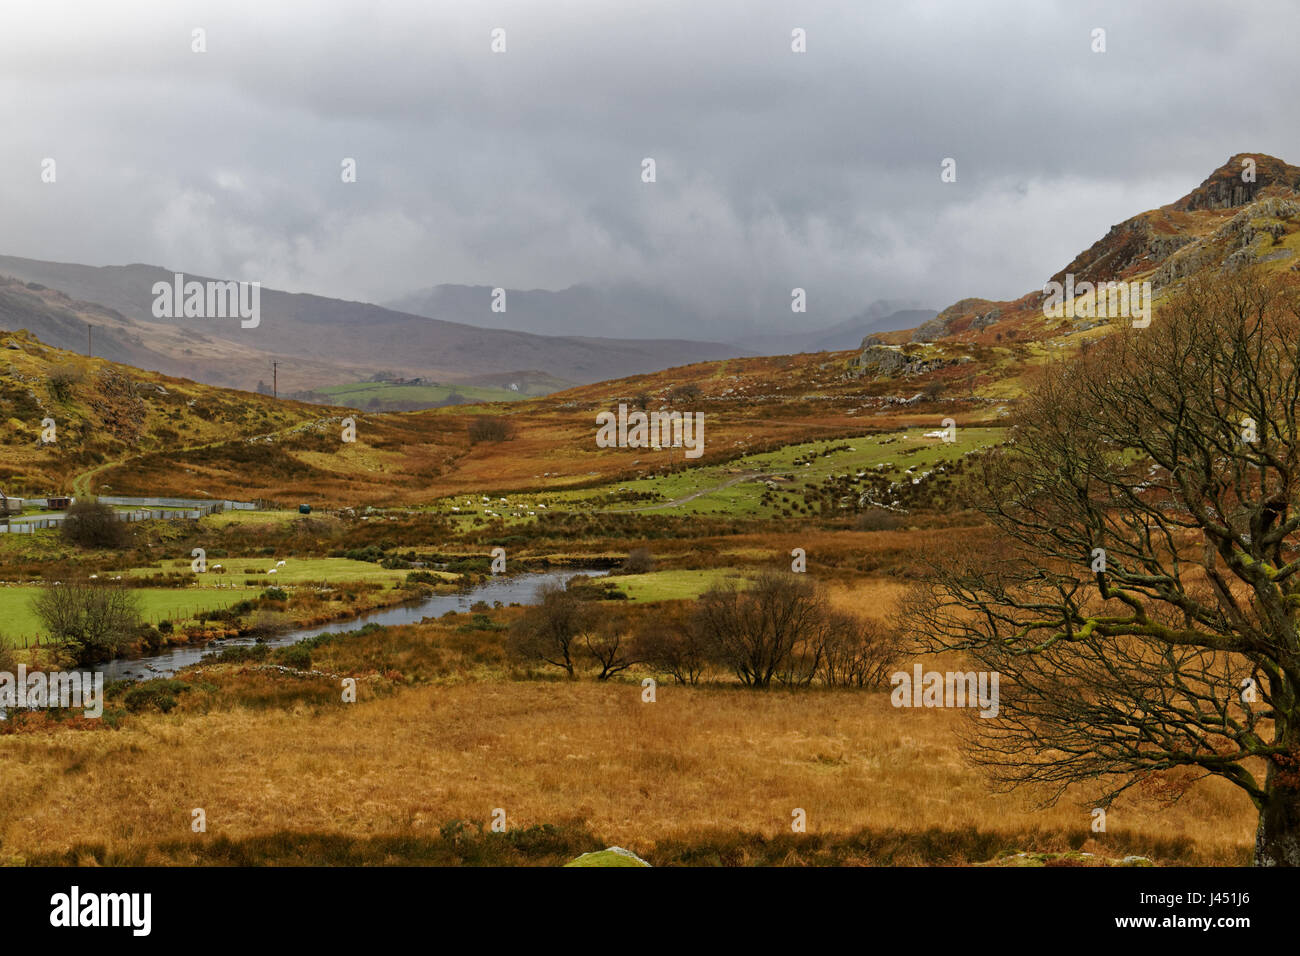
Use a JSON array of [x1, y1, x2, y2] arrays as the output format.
[[899, 267, 1300, 866], [61, 500, 128, 549], [819, 613, 897, 688], [696, 571, 828, 688], [507, 582, 592, 677], [468, 416, 511, 444], [32, 578, 141, 664], [582, 609, 640, 680], [632, 605, 708, 685]]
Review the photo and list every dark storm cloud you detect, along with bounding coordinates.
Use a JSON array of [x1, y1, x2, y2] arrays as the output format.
[[1, 0, 1296, 335]]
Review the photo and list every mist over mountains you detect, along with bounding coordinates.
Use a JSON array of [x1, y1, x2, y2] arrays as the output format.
[[0, 253, 930, 393], [0, 256, 746, 393], [385, 282, 931, 355]]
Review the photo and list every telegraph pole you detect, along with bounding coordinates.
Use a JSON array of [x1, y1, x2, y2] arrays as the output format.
[[272, 361, 278, 399], [87, 324, 92, 357]]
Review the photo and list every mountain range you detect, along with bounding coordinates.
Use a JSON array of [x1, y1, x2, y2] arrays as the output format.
[[0, 256, 927, 394]]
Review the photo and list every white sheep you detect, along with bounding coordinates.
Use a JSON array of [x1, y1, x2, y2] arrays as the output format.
[[276, 560, 286, 567], [267, 568, 278, 575]]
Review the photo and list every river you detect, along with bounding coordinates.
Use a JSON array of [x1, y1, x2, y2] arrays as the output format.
[[95, 567, 608, 683]]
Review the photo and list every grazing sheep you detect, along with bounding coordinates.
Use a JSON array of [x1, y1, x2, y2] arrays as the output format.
[[276, 560, 286, 567], [267, 568, 278, 575]]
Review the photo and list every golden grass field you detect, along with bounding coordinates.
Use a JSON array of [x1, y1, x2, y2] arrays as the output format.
[[0, 678, 1254, 866], [0, 575, 1257, 867]]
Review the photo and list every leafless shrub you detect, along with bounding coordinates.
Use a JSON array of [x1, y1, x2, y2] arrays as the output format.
[[32, 578, 141, 665], [468, 416, 511, 444], [632, 605, 707, 685]]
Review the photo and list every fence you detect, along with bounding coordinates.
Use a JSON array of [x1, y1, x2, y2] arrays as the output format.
[[97, 496, 259, 512], [0, 497, 261, 533]]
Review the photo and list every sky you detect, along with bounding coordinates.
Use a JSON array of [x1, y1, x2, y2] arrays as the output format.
[[2, 0, 1297, 334]]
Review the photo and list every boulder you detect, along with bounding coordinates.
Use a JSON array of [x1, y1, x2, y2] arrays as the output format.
[[565, 846, 652, 868]]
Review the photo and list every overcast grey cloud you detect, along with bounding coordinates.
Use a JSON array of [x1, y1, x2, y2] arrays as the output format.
[[1, 0, 1297, 339]]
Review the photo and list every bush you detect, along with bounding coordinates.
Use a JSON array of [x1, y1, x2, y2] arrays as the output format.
[[203, 644, 271, 664], [632, 607, 707, 685], [818, 614, 897, 688], [669, 383, 701, 402], [621, 547, 654, 575], [855, 508, 906, 532], [262, 587, 288, 602], [47, 363, 85, 402], [137, 625, 164, 654], [123, 679, 190, 714], [468, 416, 511, 444], [273, 645, 312, 670], [61, 500, 128, 549]]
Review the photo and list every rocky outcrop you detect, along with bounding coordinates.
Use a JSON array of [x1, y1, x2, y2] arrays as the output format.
[[856, 346, 909, 374], [910, 317, 949, 343], [1173, 153, 1300, 212], [851, 345, 958, 379], [1154, 196, 1300, 289]]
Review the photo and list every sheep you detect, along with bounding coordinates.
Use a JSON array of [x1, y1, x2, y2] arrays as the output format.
[[276, 560, 286, 567]]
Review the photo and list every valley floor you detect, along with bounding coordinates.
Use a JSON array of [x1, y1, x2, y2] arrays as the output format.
[[0, 656, 1254, 866]]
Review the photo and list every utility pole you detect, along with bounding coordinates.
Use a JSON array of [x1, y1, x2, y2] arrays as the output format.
[[87, 324, 92, 357], [272, 361, 278, 399]]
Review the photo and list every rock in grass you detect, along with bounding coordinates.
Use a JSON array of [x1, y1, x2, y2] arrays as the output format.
[[564, 846, 651, 867]]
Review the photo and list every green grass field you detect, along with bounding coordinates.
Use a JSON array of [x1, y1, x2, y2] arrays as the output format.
[[430, 427, 1009, 525], [0, 586, 262, 643], [124, 556, 456, 587], [199, 509, 303, 528], [318, 380, 527, 407], [605, 568, 747, 601]]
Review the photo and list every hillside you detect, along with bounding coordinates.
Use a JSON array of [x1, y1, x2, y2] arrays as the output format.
[[0, 256, 748, 394], [0, 330, 347, 498], [5, 154, 1297, 509], [909, 152, 1300, 349]]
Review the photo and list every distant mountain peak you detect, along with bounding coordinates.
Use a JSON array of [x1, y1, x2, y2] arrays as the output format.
[[1172, 153, 1300, 212]]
